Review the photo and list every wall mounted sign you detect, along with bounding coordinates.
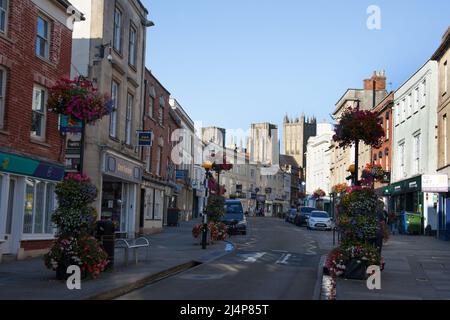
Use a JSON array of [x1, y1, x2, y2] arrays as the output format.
[[0, 151, 64, 181], [137, 131, 153, 147], [422, 174, 449, 193], [103, 152, 142, 184]]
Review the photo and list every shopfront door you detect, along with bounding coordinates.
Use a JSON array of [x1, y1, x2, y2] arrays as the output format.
[[3, 178, 17, 254]]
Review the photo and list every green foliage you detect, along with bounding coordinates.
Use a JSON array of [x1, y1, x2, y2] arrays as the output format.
[[44, 174, 108, 279], [206, 195, 225, 223]]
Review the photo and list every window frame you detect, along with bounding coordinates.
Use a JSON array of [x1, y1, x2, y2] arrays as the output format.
[[0, 66, 6, 129], [0, 0, 9, 35], [128, 23, 138, 67], [36, 14, 50, 60], [113, 6, 123, 53], [110, 80, 120, 138], [158, 96, 164, 126], [23, 178, 56, 236], [413, 133, 421, 174], [125, 92, 133, 145], [31, 85, 47, 140], [156, 145, 162, 176], [444, 61, 448, 96]]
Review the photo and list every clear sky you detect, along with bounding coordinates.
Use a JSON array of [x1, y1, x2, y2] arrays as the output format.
[[142, 0, 449, 137]]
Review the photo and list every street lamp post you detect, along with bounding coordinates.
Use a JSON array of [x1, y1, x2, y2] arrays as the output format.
[[201, 161, 213, 250]]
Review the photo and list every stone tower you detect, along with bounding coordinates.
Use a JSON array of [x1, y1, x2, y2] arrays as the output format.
[[283, 114, 317, 171]]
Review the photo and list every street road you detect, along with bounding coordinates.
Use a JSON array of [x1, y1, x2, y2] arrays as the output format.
[[118, 217, 334, 300]]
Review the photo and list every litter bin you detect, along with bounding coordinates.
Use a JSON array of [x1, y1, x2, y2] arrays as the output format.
[[167, 208, 180, 226], [96, 220, 115, 269]]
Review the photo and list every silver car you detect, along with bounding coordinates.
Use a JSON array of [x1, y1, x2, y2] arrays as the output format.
[[307, 211, 334, 231]]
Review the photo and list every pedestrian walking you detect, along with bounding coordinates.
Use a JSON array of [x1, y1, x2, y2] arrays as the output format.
[[388, 211, 397, 235]]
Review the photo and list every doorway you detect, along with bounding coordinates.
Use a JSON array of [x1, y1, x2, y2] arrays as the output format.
[[3, 178, 17, 254]]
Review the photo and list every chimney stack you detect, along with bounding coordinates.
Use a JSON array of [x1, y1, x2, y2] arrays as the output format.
[[364, 70, 387, 90]]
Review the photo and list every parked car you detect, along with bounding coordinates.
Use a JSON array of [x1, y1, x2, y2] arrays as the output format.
[[307, 211, 334, 231], [223, 200, 247, 235], [285, 208, 298, 223], [294, 206, 316, 226]]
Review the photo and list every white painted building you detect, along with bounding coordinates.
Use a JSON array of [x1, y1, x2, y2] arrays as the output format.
[[391, 59, 439, 232], [306, 123, 334, 195]]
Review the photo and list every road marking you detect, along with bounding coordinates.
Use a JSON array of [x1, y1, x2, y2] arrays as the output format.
[[276, 253, 292, 265], [239, 252, 267, 263]]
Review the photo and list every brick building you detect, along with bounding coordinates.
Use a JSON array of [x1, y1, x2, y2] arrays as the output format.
[[371, 92, 394, 192], [140, 69, 181, 233], [0, 0, 82, 260]]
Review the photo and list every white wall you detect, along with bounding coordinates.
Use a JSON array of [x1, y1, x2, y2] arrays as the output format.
[[306, 123, 334, 194], [392, 60, 439, 183]]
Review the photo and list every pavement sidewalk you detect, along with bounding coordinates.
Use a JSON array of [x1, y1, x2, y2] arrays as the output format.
[[0, 218, 232, 300], [336, 235, 450, 300]]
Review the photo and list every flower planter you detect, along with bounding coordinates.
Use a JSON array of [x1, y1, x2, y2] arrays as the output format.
[[344, 259, 368, 280]]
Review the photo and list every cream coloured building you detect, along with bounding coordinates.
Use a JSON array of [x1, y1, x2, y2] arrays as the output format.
[[70, 0, 151, 238], [330, 72, 387, 188]]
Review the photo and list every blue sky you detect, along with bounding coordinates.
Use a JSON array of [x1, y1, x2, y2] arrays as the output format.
[[142, 0, 449, 137]]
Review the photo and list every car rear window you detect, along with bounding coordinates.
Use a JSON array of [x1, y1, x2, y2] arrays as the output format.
[[226, 203, 243, 214], [300, 207, 315, 213], [311, 212, 329, 218]]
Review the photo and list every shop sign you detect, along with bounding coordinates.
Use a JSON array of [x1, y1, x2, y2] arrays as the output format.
[[422, 174, 449, 193], [103, 153, 142, 183], [0, 151, 64, 181], [60, 115, 83, 133]]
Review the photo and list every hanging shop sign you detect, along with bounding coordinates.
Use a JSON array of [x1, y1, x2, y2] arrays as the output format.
[[59, 115, 83, 133]]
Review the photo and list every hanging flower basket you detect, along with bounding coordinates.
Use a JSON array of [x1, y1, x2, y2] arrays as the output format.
[[333, 109, 384, 149], [47, 78, 113, 125]]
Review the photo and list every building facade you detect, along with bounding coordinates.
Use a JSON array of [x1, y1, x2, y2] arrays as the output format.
[[432, 27, 450, 239], [170, 98, 195, 222], [70, 0, 150, 238], [140, 69, 180, 234], [248, 123, 279, 167], [282, 114, 317, 179], [372, 92, 394, 193], [305, 123, 334, 195], [0, 0, 81, 260], [280, 154, 301, 207], [388, 60, 439, 234], [330, 71, 387, 188]]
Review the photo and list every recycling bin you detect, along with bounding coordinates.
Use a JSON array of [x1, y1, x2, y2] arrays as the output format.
[[399, 212, 422, 235], [96, 220, 115, 269]]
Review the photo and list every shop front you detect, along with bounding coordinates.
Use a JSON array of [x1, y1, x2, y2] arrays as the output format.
[[101, 152, 142, 239], [382, 175, 439, 235], [0, 151, 65, 260]]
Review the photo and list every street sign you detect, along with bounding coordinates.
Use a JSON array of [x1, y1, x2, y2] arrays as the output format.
[[137, 131, 153, 147]]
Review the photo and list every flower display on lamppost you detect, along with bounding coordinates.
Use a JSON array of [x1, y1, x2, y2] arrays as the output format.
[[333, 106, 384, 186], [47, 77, 113, 173]]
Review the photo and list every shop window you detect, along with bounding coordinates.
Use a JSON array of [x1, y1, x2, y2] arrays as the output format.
[[23, 179, 56, 235]]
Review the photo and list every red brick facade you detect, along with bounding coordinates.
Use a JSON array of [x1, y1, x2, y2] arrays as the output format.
[[0, 0, 73, 163], [143, 69, 180, 181], [372, 92, 394, 189]]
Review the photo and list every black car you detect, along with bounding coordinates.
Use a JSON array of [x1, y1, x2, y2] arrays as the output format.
[[294, 206, 316, 226], [222, 200, 247, 235]]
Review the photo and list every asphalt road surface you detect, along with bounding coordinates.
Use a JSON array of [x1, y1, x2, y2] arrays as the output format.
[[118, 217, 333, 300]]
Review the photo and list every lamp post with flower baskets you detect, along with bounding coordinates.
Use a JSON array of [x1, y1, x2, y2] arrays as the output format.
[[47, 77, 113, 173]]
